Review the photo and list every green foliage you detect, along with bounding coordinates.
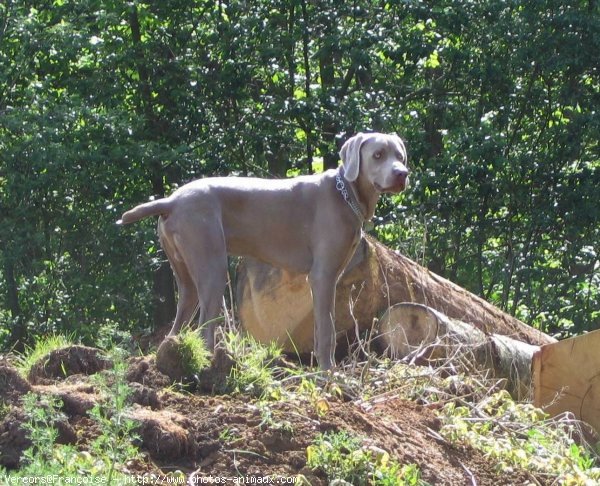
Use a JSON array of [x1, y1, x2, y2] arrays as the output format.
[[0, 0, 598, 346], [256, 400, 293, 434], [440, 390, 600, 483], [307, 430, 424, 485], [19, 394, 65, 472]]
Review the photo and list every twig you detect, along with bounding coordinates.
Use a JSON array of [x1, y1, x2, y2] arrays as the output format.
[[459, 461, 478, 486]]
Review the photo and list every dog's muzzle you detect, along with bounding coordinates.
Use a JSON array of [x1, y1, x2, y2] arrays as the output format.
[[377, 166, 409, 193]]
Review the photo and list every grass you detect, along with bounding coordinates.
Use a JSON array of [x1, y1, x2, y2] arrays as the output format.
[[177, 327, 211, 376], [15, 333, 76, 377], [223, 331, 284, 398]]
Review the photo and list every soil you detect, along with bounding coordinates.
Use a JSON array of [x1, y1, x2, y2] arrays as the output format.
[[0, 345, 535, 485]]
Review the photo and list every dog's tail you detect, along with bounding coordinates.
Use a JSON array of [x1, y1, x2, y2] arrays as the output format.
[[117, 198, 173, 225]]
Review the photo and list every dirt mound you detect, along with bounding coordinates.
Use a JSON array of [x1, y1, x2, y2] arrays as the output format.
[[327, 398, 505, 485], [155, 335, 188, 381], [0, 348, 540, 484], [27, 345, 112, 384], [128, 406, 197, 461], [0, 408, 33, 469], [36, 382, 99, 416], [0, 365, 32, 406], [155, 338, 235, 393], [127, 355, 171, 390], [158, 393, 512, 485]]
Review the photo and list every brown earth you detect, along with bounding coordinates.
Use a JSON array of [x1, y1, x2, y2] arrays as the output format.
[[0, 345, 536, 485]]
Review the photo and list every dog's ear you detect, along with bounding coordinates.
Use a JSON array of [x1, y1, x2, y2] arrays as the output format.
[[340, 132, 366, 182], [394, 133, 407, 160]]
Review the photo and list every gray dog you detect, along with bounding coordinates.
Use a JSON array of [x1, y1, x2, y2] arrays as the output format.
[[119, 132, 409, 369]]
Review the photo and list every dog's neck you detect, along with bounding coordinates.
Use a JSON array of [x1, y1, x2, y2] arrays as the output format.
[[338, 167, 378, 222]]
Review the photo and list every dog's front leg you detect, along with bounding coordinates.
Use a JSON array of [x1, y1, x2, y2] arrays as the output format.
[[309, 269, 338, 370]]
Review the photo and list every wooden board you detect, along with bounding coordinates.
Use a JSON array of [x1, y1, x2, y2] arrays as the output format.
[[533, 329, 600, 433]]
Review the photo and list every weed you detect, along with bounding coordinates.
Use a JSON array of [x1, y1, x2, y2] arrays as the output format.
[[10, 348, 140, 481], [307, 430, 424, 485], [295, 377, 332, 417], [219, 426, 240, 444], [89, 348, 139, 482], [0, 402, 10, 421], [223, 332, 283, 398], [14, 392, 130, 480], [20, 393, 65, 470], [15, 333, 75, 377], [256, 401, 293, 433], [440, 390, 600, 483]]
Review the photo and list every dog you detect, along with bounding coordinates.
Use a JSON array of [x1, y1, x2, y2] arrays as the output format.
[[118, 132, 409, 369]]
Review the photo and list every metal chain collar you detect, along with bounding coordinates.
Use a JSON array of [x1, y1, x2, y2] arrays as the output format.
[[335, 170, 365, 223]]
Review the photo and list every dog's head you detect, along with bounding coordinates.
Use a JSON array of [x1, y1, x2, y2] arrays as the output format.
[[340, 132, 409, 193]]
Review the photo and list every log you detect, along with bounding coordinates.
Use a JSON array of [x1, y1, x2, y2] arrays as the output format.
[[379, 303, 539, 399], [235, 235, 555, 356]]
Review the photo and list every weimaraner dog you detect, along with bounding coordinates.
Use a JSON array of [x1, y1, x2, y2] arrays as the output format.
[[119, 132, 409, 369]]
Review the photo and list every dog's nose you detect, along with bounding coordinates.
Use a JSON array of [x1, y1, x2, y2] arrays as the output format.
[[393, 166, 409, 184]]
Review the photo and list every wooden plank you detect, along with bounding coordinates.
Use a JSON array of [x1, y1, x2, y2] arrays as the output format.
[[533, 329, 600, 433]]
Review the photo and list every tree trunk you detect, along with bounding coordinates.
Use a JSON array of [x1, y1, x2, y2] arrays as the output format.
[[3, 253, 25, 348], [235, 235, 555, 356], [378, 303, 538, 400], [129, 5, 176, 329]]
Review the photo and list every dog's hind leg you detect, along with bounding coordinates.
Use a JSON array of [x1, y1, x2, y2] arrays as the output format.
[[168, 261, 199, 336], [159, 221, 199, 336], [172, 216, 228, 351]]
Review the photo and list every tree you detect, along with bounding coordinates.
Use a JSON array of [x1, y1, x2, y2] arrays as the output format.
[[1, 0, 598, 349]]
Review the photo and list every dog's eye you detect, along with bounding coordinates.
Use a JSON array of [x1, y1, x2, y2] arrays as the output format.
[[374, 151, 383, 159]]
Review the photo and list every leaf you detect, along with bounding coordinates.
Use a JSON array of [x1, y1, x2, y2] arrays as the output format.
[[315, 398, 330, 416]]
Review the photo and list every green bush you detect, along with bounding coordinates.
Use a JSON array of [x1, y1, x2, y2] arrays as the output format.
[[224, 332, 283, 398]]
